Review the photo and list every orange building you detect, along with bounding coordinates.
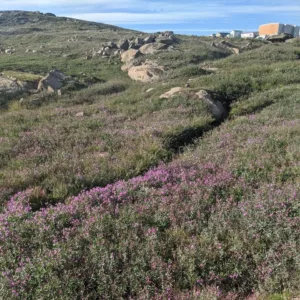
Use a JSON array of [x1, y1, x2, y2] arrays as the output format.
[[259, 23, 285, 36]]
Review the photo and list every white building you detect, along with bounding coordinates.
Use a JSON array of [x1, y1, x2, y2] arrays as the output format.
[[230, 30, 243, 38], [241, 32, 258, 39]]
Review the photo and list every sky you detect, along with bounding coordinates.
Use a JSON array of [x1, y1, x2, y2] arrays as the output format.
[[1, 0, 300, 35]]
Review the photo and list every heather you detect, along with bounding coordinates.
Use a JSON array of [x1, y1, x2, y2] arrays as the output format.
[[1, 11, 300, 299]]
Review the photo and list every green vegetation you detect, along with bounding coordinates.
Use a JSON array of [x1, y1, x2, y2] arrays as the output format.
[[0, 11, 300, 299]]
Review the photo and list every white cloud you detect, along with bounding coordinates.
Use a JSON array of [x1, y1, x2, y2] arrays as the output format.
[[1, 0, 300, 25]]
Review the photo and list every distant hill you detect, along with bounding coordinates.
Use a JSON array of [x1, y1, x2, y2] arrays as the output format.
[[0, 10, 124, 31]]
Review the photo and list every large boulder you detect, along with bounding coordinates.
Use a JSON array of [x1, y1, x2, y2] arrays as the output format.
[[139, 42, 168, 54], [118, 39, 129, 51], [159, 31, 174, 38], [121, 59, 141, 72], [196, 90, 226, 121], [144, 35, 156, 44], [135, 37, 144, 45], [159, 87, 186, 99], [121, 49, 142, 63], [156, 38, 175, 45], [38, 70, 67, 93], [127, 65, 164, 82]]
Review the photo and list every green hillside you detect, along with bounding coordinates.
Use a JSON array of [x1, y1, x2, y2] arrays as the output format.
[[0, 11, 300, 299]]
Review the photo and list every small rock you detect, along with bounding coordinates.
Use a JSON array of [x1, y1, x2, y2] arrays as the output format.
[[75, 112, 84, 117]]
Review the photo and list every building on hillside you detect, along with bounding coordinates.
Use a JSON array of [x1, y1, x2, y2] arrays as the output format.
[[230, 30, 243, 38], [241, 32, 258, 38], [284, 24, 295, 35], [294, 26, 300, 37], [216, 32, 230, 38], [259, 23, 285, 36], [259, 23, 299, 37]]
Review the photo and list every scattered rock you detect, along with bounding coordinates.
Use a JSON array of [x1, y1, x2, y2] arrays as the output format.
[[139, 43, 168, 54], [196, 90, 226, 121], [121, 49, 142, 63], [5, 49, 15, 54], [159, 87, 186, 99], [127, 65, 164, 82]]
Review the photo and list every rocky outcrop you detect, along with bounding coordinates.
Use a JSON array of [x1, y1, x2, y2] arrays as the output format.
[[156, 38, 175, 45], [139, 43, 168, 54], [144, 35, 155, 44], [121, 49, 142, 63], [118, 39, 129, 51], [121, 59, 143, 72], [89, 31, 176, 59], [212, 40, 240, 55]]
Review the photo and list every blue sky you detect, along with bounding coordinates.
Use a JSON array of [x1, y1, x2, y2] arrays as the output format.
[[1, 0, 300, 35]]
